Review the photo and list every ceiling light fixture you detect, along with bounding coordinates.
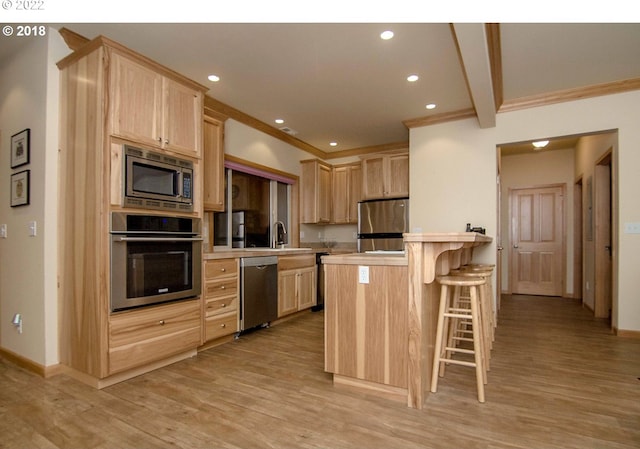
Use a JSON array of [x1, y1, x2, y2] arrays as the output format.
[[275, 119, 284, 124], [426, 103, 436, 110], [407, 74, 419, 82], [380, 30, 394, 40], [207, 74, 220, 82], [330, 142, 338, 147], [532, 140, 549, 149]]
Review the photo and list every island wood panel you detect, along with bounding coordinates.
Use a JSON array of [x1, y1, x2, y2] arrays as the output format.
[[58, 46, 111, 379], [325, 264, 408, 389]]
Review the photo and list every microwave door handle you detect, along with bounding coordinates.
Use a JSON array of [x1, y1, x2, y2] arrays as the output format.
[[115, 237, 204, 242]]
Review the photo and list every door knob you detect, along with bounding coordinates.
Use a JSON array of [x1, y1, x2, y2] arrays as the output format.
[[513, 244, 519, 248]]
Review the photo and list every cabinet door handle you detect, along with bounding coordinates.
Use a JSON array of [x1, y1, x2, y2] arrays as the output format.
[[220, 285, 225, 290], [159, 320, 165, 325], [220, 323, 226, 328], [221, 303, 226, 307], [220, 268, 226, 272], [157, 137, 162, 142], [164, 139, 170, 145]]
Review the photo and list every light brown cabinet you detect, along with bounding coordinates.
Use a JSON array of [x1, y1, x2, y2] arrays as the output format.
[[324, 263, 408, 389], [203, 258, 239, 341], [111, 52, 203, 157], [331, 162, 362, 224], [108, 300, 201, 375], [57, 36, 206, 384], [361, 152, 409, 199], [278, 254, 317, 317], [202, 117, 225, 211], [300, 159, 332, 224]]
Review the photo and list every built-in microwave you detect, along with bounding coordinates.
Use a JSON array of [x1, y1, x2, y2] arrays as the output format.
[[124, 145, 194, 212]]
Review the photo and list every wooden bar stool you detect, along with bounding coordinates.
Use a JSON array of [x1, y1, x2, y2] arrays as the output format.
[[431, 275, 487, 403], [449, 268, 493, 374]]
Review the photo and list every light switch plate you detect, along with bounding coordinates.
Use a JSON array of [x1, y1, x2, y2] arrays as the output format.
[[358, 266, 369, 284], [0, 224, 6, 239], [28, 221, 37, 237], [624, 222, 640, 234]]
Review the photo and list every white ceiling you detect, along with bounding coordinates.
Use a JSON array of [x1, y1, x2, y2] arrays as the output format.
[[4, 23, 640, 155]]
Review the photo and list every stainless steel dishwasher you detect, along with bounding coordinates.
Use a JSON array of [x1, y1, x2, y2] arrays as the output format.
[[240, 256, 278, 332]]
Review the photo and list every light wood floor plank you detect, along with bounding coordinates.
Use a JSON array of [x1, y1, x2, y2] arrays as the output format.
[[1, 295, 639, 448]]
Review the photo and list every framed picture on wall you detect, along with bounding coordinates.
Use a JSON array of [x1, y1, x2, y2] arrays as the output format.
[[10, 128, 30, 168], [10, 170, 30, 207]]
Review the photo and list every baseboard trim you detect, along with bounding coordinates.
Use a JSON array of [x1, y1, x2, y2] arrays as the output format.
[[60, 349, 198, 389], [614, 328, 640, 339], [0, 347, 62, 378]]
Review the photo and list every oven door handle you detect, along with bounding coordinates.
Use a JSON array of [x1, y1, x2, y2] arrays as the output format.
[[114, 237, 204, 242]]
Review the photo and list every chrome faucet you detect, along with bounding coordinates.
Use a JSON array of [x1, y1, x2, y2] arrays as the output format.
[[274, 221, 288, 248]]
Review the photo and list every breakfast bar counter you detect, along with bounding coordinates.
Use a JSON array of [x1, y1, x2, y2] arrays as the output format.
[[322, 232, 492, 409]]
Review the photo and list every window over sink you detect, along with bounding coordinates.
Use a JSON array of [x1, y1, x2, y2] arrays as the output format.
[[213, 166, 292, 249]]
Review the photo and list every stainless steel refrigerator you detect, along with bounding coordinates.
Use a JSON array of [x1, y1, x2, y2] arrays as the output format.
[[357, 197, 409, 252]]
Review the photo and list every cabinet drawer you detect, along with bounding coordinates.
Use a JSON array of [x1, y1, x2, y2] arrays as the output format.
[[278, 254, 316, 271], [108, 300, 201, 374], [204, 278, 238, 300], [205, 296, 238, 316], [205, 312, 238, 341], [204, 258, 238, 279]]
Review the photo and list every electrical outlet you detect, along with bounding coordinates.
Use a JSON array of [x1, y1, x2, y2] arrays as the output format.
[[358, 266, 369, 284], [0, 224, 6, 239]]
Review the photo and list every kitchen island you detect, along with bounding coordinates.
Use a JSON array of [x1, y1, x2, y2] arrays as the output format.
[[322, 232, 492, 409]]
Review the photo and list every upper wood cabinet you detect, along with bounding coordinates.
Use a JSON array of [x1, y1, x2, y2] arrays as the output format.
[[202, 117, 225, 211], [300, 159, 332, 224], [110, 52, 203, 157], [332, 162, 362, 224], [361, 152, 409, 200]]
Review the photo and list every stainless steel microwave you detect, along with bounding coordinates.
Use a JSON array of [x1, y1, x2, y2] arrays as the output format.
[[123, 145, 194, 212]]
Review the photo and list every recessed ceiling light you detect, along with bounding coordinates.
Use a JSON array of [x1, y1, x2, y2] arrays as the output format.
[[330, 142, 338, 147], [532, 140, 549, 149], [275, 119, 284, 124], [407, 74, 419, 82], [380, 30, 394, 40], [207, 74, 220, 82], [426, 103, 437, 110]]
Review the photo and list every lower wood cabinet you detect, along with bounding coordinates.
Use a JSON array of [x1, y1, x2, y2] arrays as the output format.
[[324, 263, 408, 389], [278, 254, 317, 317], [108, 299, 201, 375], [203, 258, 240, 342]]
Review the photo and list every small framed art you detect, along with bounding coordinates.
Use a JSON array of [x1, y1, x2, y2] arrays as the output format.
[[10, 170, 30, 207], [11, 128, 30, 168]]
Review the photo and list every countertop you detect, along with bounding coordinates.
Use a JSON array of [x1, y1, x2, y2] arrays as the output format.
[[203, 247, 355, 260], [321, 251, 408, 266]]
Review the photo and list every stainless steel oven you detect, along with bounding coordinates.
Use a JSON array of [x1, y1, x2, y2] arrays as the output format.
[[110, 212, 202, 312]]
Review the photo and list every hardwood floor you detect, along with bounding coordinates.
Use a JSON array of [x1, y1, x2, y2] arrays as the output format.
[[1, 295, 639, 448]]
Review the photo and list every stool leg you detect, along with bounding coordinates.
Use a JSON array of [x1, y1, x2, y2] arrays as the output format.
[[430, 284, 450, 393], [469, 285, 486, 402]]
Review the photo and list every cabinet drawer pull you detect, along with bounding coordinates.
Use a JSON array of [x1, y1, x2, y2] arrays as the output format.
[[159, 320, 165, 325], [220, 285, 225, 290], [220, 323, 226, 328], [221, 303, 226, 307], [157, 137, 162, 142], [220, 268, 226, 272]]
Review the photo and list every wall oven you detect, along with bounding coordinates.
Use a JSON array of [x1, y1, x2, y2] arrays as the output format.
[[124, 145, 194, 212], [110, 212, 202, 312]]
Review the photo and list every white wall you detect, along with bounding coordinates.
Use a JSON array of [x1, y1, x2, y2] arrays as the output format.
[[500, 147, 576, 295], [0, 31, 69, 366], [410, 91, 640, 332]]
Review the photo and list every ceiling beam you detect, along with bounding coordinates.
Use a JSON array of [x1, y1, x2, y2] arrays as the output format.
[[452, 23, 497, 129]]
